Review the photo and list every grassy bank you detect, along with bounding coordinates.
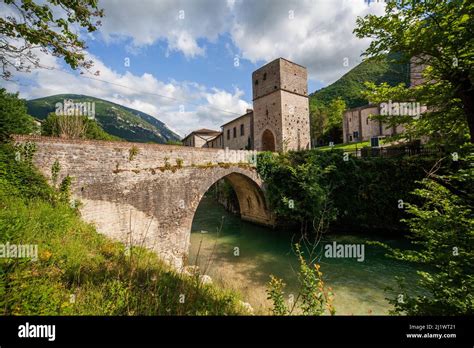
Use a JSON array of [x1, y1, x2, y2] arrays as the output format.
[[0, 143, 245, 315], [315, 140, 370, 151]]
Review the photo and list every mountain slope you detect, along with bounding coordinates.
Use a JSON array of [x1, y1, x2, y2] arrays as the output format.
[[26, 94, 181, 143], [310, 53, 410, 109]]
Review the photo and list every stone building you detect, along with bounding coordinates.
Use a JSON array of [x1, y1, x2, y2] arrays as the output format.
[[342, 56, 427, 144], [181, 128, 221, 147], [343, 105, 406, 143], [221, 109, 253, 150], [252, 58, 310, 152], [204, 132, 223, 149], [184, 58, 311, 152]]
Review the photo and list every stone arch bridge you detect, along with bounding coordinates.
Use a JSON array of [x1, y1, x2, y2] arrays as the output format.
[[14, 136, 275, 268]]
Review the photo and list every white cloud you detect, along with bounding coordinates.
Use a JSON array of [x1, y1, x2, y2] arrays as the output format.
[[229, 0, 386, 83], [97, 0, 386, 84], [5, 50, 248, 137], [1, 0, 389, 137], [196, 87, 250, 124], [166, 30, 205, 58], [98, 0, 230, 58]]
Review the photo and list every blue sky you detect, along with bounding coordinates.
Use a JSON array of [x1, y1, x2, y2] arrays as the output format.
[[86, 32, 274, 102], [1, 0, 386, 136]]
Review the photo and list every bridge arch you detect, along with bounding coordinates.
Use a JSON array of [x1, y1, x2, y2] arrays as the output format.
[[179, 167, 275, 266], [193, 171, 272, 226], [14, 136, 274, 269]]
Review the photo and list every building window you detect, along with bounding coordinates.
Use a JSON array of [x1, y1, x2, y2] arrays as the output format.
[[353, 131, 359, 139], [227, 129, 230, 140], [240, 124, 244, 136], [263, 73, 267, 80], [266, 109, 269, 116], [366, 117, 369, 125], [255, 79, 258, 85], [349, 135, 353, 141], [233, 127, 236, 138]]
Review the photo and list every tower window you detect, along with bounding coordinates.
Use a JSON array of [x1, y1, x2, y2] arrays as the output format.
[[263, 73, 267, 80], [227, 129, 230, 140], [266, 109, 269, 116], [240, 124, 244, 136], [233, 127, 236, 138], [366, 118, 369, 125], [255, 80, 258, 85]]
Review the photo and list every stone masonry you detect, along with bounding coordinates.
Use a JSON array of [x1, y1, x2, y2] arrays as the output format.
[[252, 58, 311, 152], [14, 135, 275, 269], [184, 58, 312, 153]]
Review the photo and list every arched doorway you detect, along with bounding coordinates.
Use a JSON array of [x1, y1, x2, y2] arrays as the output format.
[[261, 129, 275, 152]]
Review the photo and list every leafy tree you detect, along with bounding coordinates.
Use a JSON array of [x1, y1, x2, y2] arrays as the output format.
[[42, 113, 85, 138], [310, 98, 346, 145], [309, 103, 327, 145], [256, 151, 336, 234], [354, 0, 474, 143], [0, 88, 35, 142], [362, 78, 469, 146], [374, 148, 473, 315], [42, 112, 118, 141], [325, 98, 346, 143], [1, 0, 104, 80]]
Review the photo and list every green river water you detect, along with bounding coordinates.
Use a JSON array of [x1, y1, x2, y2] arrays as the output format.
[[189, 195, 420, 315]]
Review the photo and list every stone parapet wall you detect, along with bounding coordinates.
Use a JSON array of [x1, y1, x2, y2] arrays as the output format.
[[13, 135, 274, 269]]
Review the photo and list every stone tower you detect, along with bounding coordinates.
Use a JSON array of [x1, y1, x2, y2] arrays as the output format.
[[252, 58, 310, 152]]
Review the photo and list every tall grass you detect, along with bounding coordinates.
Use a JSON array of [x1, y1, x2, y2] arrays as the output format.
[[0, 143, 245, 315]]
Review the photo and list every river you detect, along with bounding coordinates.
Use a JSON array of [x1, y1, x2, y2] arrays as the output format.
[[189, 195, 420, 315]]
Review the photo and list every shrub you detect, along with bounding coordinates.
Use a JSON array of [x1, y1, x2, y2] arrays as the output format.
[[257, 149, 457, 232], [128, 145, 139, 161], [0, 89, 35, 142], [266, 244, 335, 315], [374, 149, 474, 315]]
